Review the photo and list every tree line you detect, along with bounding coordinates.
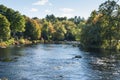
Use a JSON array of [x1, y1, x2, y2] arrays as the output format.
[[0, 0, 120, 50], [0, 5, 85, 42]]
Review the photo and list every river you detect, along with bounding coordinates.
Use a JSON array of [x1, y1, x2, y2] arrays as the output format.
[[0, 44, 120, 80]]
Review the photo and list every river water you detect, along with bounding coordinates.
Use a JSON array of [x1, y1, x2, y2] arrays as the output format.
[[0, 44, 120, 80]]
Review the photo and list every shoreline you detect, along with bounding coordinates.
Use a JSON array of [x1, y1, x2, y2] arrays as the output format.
[[0, 39, 80, 48], [0, 39, 119, 52]]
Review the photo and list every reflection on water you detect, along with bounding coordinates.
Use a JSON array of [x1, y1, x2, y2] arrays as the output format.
[[0, 46, 25, 62], [0, 44, 120, 80]]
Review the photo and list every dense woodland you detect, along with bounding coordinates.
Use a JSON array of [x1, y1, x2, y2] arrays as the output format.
[[0, 0, 120, 50]]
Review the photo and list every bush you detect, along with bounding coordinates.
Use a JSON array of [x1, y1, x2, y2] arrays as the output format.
[[19, 38, 25, 44]]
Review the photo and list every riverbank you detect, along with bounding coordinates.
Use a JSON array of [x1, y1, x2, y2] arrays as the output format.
[[0, 38, 33, 48], [79, 43, 120, 52], [0, 39, 80, 48], [0, 38, 119, 52]]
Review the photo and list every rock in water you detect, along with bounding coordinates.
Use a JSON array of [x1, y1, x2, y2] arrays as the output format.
[[74, 55, 82, 59]]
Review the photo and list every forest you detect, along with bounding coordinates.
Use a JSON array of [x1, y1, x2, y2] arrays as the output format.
[[0, 0, 120, 50]]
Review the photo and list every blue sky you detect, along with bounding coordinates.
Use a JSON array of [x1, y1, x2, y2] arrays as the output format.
[[0, 0, 118, 19]]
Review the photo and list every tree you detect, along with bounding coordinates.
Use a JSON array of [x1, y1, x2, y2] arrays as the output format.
[[80, 0, 120, 50], [76, 21, 86, 41], [62, 21, 77, 40], [41, 20, 55, 40], [53, 21, 66, 41], [0, 5, 7, 15], [0, 5, 26, 38], [45, 14, 56, 22], [99, 0, 119, 49], [80, 10, 104, 49], [0, 14, 11, 41], [24, 18, 41, 40], [5, 9, 25, 36]]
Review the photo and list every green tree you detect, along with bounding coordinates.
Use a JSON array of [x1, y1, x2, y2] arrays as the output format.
[[62, 21, 77, 40], [0, 14, 11, 41], [41, 20, 55, 40], [45, 14, 56, 23], [80, 0, 120, 50], [0, 5, 7, 15], [53, 21, 66, 41], [80, 10, 103, 49], [99, 0, 119, 49], [76, 21, 86, 41], [24, 18, 41, 40], [0, 5, 26, 38], [5, 9, 25, 36]]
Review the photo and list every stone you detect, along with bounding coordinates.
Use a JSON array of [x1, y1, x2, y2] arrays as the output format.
[[74, 55, 82, 58]]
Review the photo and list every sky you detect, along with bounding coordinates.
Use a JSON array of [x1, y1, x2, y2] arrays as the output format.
[[0, 0, 119, 19]]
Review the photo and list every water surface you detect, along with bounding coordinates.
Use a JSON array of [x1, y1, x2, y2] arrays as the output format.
[[0, 44, 120, 80]]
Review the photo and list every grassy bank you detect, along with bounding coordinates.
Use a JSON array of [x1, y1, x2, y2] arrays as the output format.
[[0, 38, 33, 48]]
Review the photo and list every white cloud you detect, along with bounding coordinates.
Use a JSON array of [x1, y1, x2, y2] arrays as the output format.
[[33, 0, 48, 5], [60, 8, 74, 13], [30, 8, 38, 12]]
